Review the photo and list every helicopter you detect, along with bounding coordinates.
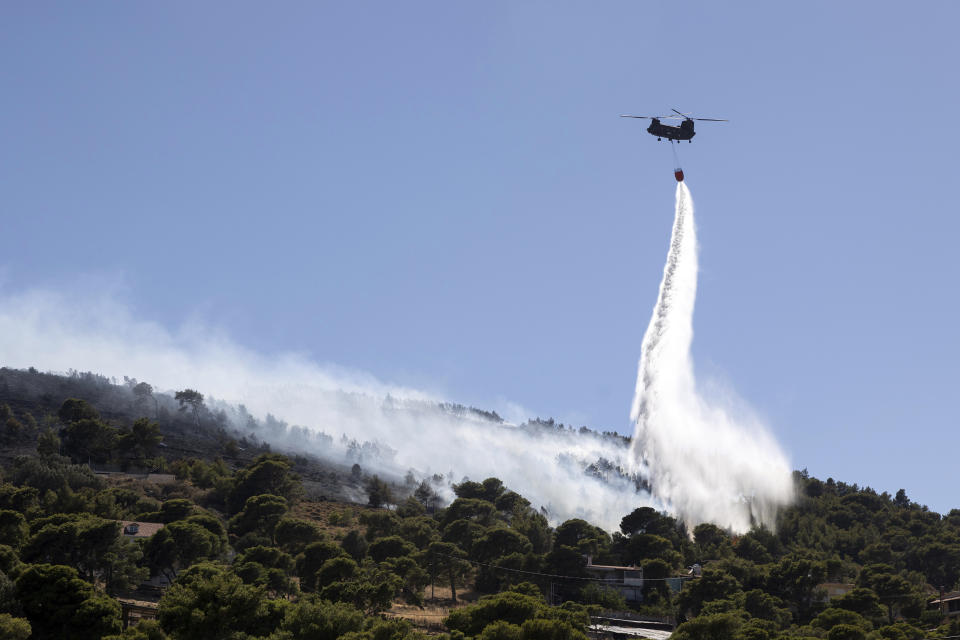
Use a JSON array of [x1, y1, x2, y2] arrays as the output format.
[[621, 109, 727, 181], [620, 108, 727, 143]]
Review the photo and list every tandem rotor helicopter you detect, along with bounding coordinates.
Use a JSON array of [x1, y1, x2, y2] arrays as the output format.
[[621, 108, 727, 181]]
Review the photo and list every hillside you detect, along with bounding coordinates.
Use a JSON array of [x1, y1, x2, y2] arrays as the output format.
[[0, 366, 958, 640], [0, 366, 639, 512]]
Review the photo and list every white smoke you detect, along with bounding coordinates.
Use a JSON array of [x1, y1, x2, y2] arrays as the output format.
[[0, 287, 647, 530], [0, 185, 793, 534], [629, 183, 794, 532]]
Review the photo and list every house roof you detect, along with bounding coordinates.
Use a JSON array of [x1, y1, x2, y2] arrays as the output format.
[[586, 563, 641, 571], [118, 520, 165, 538], [930, 591, 960, 604]]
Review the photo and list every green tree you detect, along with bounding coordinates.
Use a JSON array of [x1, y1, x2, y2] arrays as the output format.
[[158, 498, 195, 523], [143, 521, 220, 583], [640, 558, 673, 601], [103, 619, 168, 639], [812, 608, 872, 633], [735, 537, 773, 564], [414, 481, 438, 509], [37, 426, 62, 457], [132, 382, 158, 418], [0, 613, 30, 640], [480, 478, 507, 502], [297, 540, 348, 592], [670, 612, 742, 640], [368, 535, 417, 563], [174, 389, 204, 426], [236, 546, 295, 574], [11, 455, 103, 492], [442, 519, 484, 554], [61, 418, 119, 464], [620, 507, 680, 540], [234, 545, 297, 596], [275, 517, 323, 555], [16, 563, 121, 639], [857, 564, 914, 623], [676, 568, 742, 617], [24, 515, 123, 583], [544, 545, 587, 579], [580, 582, 628, 610], [341, 529, 369, 562], [473, 527, 533, 562], [58, 398, 101, 423], [229, 494, 289, 541], [384, 555, 430, 604], [828, 624, 867, 640], [444, 499, 498, 528], [521, 617, 588, 640], [445, 591, 548, 635], [625, 533, 680, 566], [495, 491, 531, 515], [2, 416, 25, 443], [398, 516, 439, 549], [319, 565, 400, 614], [693, 523, 732, 558], [0, 570, 19, 615], [736, 527, 781, 562], [101, 536, 150, 595], [554, 519, 608, 557], [513, 511, 552, 555], [359, 511, 399, 540], [742, 589, 793, 628], [0, 511, 28, 549], [453, 480, 488, 500], [317, 556, 359, 589], [396, 496, 426, 518], [833, 587, 886, 625], [183, 514, 229, 556], [427, 541, 471, 602], [117, 418, 163, 460], [909, 541, 960, 591], [481, 620, 523, 640], [766, 556, 827, 621], [365, 475, 393, 508], [0, 547, 21, 577], [272, 597, 365, 640], [228, 454, 301, 514], [157, 563, 283, 640]]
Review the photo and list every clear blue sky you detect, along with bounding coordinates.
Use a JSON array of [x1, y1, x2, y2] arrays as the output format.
[[2, 3, 958, 512]]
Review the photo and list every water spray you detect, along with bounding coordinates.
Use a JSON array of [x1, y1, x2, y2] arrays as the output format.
[[628, 182, 793, 531]]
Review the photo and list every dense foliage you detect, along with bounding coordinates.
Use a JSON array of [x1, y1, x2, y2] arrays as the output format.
[[0, 373, 959, 640]]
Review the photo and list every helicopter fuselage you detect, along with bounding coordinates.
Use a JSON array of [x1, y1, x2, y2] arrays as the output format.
[[647, 118, 695, 142]]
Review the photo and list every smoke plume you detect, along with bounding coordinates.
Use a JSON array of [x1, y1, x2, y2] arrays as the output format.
[[0, 185, 792, 532], [0, 287, 647, 530], [629, 183, 793, 532]]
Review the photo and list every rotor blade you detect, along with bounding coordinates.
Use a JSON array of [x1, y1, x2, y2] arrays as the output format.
[[620, 115, 683, 120], [691, 117, 728, 122], [671, 108, 690, 118]]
